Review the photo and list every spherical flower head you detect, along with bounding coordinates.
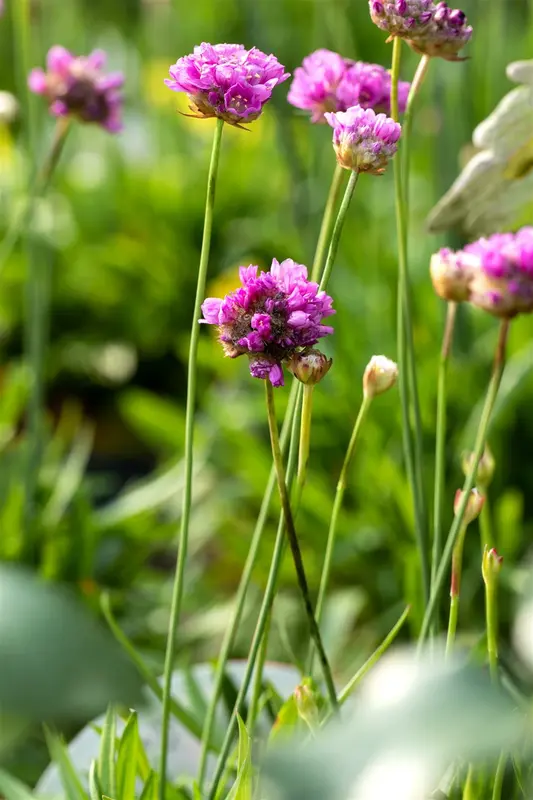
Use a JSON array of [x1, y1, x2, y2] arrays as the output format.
[[363, 355, 398, 398], [454, 487, 485, 525], [461, 444, 495, 489], [325, 105, 401, 175], [287, 51, 410, 122], [407, 2, 472, 61], [28, 46, 124, 132], [165, 43, 289, 125], [431, 228, 533, 319], [369, 0, 434, 39], [200, 259, 335, 388], [287, 348, 332, 385], [482, 545, 503, 587]]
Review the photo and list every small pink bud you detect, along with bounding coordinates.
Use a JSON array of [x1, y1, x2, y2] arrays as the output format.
[[287, 348, 332, 386], [454, 487, 485, 524], [482, 545, 503, 586], [363, 355, 398, 399], [461, 445, 495, 489]]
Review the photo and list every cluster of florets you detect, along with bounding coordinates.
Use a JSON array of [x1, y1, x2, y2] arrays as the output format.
[[369, 0, 472, 61], [200, 259, 335, 387], [287, 49, 410, 122], [430, 227, 533, 318], [165, 43, 289, 124], [325, 105, 401, 174], [28, 46, 124, 132]]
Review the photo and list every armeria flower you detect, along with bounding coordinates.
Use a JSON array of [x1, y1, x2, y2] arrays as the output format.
[[28, 46, 124, 132], [430, 227, 533, 318], [287, 49, 410, 122], [325, 105, 401, 174], [408, 2, 472, 61], [165, 43, 289, 125], [200, 259, 335, 387], [369, 0, 434, 39]]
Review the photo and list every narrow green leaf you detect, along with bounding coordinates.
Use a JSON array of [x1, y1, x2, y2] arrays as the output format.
[[116, 711, 138, 800], [44, 726, 88, 800], [139, 771, 158, 800], [0, 768, 36, 800], [97, 705, 117, 799], [225, 715, 252, 800], [268, 694, 301, 745], [89, 760, 103, 800]]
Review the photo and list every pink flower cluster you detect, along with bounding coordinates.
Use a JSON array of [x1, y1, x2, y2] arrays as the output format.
[[430, 228, 533, 318], [325, 105, 401, 174], [288, 49, 410, 123], [165, 43, 289, 124], [29, 46, 124, 132], [201, 259, 335, 387]]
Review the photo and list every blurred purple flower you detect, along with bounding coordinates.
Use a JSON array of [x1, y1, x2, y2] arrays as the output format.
[[200, 259, 335, 387], [369, 0, 471, 60], [325, 105, 401, 174], [430, 227, 533, 318], [165, 43, 289, 125], [287, 49, 410, 122], [28, 46, 124, 132]]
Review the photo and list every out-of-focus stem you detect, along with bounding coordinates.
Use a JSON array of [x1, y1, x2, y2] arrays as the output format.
[[445, 521, 467, 657], [311, 164, 345, 282]]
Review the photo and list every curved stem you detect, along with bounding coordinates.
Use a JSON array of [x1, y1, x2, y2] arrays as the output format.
[[491, 753, 506, 800], [206, 400, 302, 800], [419, 319, 510, 646], [159, 117, 224, 800], [265, 382, 338, 712], [311, 164, 346, 283], [308, 394, 372, 673], [432, 302, 457, 597], [318, 170, 358, 292], [445, 521, 467, 658], [391, 37, 430, 606]]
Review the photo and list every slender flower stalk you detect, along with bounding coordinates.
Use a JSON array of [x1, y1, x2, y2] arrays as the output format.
[[319, 170, 359, 290], [159, 117, 224, 800], [483, 545, 505, 798], [246, 610, 272, 734], [311, 164, 345, 282], [296, 385, 314, 502], [196, 379, 300, 789], [264, 381, 338, 711], [492, 753, 506, 800], [401, 54, 431, 210], [432, 301, 457, 595], [390, 36, 430, 605], [419, 319, 510, 645]]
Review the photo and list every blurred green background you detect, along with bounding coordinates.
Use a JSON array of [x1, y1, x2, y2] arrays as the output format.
[[0, 0, 533, 783]]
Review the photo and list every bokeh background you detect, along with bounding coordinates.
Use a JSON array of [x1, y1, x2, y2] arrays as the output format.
[[0, 0, 532, 783]]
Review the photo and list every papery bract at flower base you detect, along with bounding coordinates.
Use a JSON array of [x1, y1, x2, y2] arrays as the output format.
[[325, 105, 401, 174], [287, 49, 410, 122], [165, 43, 289, 125], [482, 546, 503, 586], [200, 259, 335, 387], [454, 488, 485, 525], [28, 46, 124, 132], [462, 445, 496, 489], [287, 348, 332, 385], [430, 227, 533, 318]]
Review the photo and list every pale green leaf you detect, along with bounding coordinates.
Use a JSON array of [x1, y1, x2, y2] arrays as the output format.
[[97, 705, 117, 799], [139, 771, 158, 800], [226, 715, 252, 800], [116, 711, 138, 800], [44, 726, 88, 800], [0, 768, 36, 800]]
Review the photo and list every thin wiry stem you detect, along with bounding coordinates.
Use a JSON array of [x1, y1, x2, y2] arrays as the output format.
[[311, 164, 345, 282]]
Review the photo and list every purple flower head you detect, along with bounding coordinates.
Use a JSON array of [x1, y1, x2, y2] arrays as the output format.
[[325, 105, 401, 175], [407, 1, 472, 60], [369, 0, 434, 39], [28, 46, 124, 132], [165, 43, 289, 125], [200, 258, 335, 387], [288, 50, 410, 122], [430, 227, 533, 318]]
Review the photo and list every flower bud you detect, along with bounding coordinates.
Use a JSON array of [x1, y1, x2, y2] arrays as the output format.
[[454, 487, 485, 525], [363, 355, 398, 399], [482, 545, 503, 587], [429, 248, 473, 303], [294, 677, 321, 731], [461, 445, 495, 489], [287, 348, 332, 385], [0, 91, 19, 125]]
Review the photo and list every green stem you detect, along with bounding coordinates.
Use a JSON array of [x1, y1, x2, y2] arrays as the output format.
[[491, 752, 506, 800], [246, 611, 271, 735], [432, 302, 457, 596], [336, 605, 410, 706], [196, 381, 300, 789], [391, 36, 430, 606], [296, 385, 314, 506], [479, 494, 494, 552], [419, 319, 510, 646], [265, 381, 338, 712], [318, 170, 358, 292], [159, 117, 224, 800], [310, 164, 346, 283], [308, 394, 372, 673], [206, 404, 301, 800], [486, 583, 499, 684], [445, 522, 467, 658], [401, 54, 431, 211]]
